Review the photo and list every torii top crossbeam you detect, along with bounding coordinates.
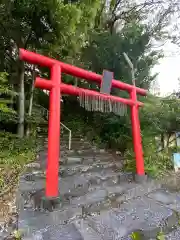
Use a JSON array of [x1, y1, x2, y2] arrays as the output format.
[[19, 48, 147, 197], [20, 49, 146, 96]]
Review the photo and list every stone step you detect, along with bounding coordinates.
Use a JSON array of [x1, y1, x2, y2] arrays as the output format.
[[82, 154, 114, 161], [69, 181, 162, 215], [76, 148, 103, 155], [61, 136, 84, 141], [22, 220, 101, 240], [18, 207, 82, 239], [19, 174, 90, 198], [20, 165, 125, 208], [42, 144, 94, 153], [59, 161, 123, 177], [163, 226, 180, 239], [62, 156, 83, 164], [87, 196, 179, 239], [82, 169, 132, 185], [38, 146, 102, 158], [31, 223, 83, 240], [61, 139, 91, 145], [63, 145, 93, 151], [19, 167, 159, 213], [61, 155, 121, 165], [18, 181, 163, 239], [73, 219, 102, 240], [37, 150, 122, 170], [38, 146, 114, 155], [22, 166, 127, 191], [147, 189, 180, 214], [61, 143, 92, 149], [19, 172, 161, 216], [60, 149, 112, 158], [21, 163, 123, 189]]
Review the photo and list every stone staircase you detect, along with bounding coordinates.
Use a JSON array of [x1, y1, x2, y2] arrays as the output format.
[[16, 134, 180, 239]]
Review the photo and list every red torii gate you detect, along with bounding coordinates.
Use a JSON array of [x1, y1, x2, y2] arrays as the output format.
[[19, 49, 147, 198]]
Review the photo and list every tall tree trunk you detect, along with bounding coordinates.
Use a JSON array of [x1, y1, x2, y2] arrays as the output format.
[[26, 66, 36, 136], [166, 132, 171, 149], [17, 62, 25, 138], [160, 133, 164, 150], [74, 77, 78, 87]]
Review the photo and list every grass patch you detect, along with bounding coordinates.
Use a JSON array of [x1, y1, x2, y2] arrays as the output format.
[[0, 132, 44, 193]]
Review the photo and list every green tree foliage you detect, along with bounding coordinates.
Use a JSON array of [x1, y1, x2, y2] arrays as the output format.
[[0, 72, 17, 123], [0, 0, 101, 137], [0, 0, 100, 53], [76, 21, 163, 153], [82, 24, 161, 90], [141, 94, 180, 136]]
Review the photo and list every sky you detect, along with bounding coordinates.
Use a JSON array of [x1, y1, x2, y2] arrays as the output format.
[[151, 42, 180, 96]]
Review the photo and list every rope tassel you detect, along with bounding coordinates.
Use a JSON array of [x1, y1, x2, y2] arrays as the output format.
[[78, 91, 127, 116]]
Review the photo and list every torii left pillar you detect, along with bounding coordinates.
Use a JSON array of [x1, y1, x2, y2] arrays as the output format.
[[38, 64, 61, 197]]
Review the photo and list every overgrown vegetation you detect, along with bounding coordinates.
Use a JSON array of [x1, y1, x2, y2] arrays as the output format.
[[0, 132, 43, 193], [1, 0, 180, 193]]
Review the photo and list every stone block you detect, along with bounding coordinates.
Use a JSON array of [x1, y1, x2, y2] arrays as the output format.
[[74, 219, 102, 240], [116, 181, 161, 204], [87, 197, 178, 239], [19, 207, 82, 239], [164, 226, 180, 239], [60, 175, 90, 198], [71, 188, 108, 207], [19, 174, 90, 213], [35, 223, 83, 240], [26, 162, 41, 169], [19, 178, 45, 193], [147, 189, 178, 205], [67, 157, 83, 164], [167, 201, 180, 213], [106, 185, 128, 197], [99, 149, 106, 153], [83, 169, 120, 184], [23, 172, 45, 182]]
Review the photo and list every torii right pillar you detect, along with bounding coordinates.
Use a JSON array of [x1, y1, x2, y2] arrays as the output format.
[[130, 85, 147, 182]]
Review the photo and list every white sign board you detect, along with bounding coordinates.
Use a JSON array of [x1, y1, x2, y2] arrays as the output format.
[[176, 132, 180, 147], [173, 153, 180, 172]]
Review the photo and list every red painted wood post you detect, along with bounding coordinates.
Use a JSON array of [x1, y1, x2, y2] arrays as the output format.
[[46, 64, 61, 197], [130, 86, 145, 175]]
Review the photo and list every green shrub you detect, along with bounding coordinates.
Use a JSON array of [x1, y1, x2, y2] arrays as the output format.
[[0, 132, 43, 191], [124, 131, 174, 178]]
